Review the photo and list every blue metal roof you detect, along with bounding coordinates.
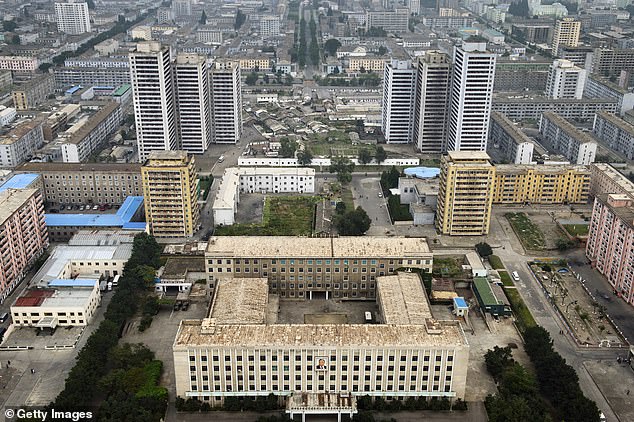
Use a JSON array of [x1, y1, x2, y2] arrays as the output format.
[[66, 86, 82, 94], [45, 196, 145, 229], [0, 173, 40, 192], [49, 279, 98, 287], [403, 167, 441, 179], [453, 297, 468, 309]]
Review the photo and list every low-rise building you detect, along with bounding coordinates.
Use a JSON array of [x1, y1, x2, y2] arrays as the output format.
[[589, 163, 634, 200], [347, 57, 388, 73], [0, 187, 48, 303], [493, 164, 590, 204], [592, 112, 634, 160], [11, 73, 55, 111], [0, 117, 45, 168], [586, 194, 634, 306], [539, 112, 597, 165], [15, 162, 142, 205], [488, 112, 534, 164]]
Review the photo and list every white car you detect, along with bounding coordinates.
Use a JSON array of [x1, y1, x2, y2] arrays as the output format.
[[93, 204, 99, 210], [378, 192, 383, 198]]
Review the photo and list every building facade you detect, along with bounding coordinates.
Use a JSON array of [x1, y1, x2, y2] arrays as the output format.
[[539, 112, 597, 165], [260, 16, 281, 37], [493, 164, 590, 204], [0, 119, 45, 168], [15, 162, 142, 205], [584, 75, 634, 116], [552, 18, 580, 57], [591, 48, 634, 78], [365, 9, 409, 33], [494, 60, 550, 92], [175, 54, 212, 154], [593, 112, 634, 160], [141, 151, 200, 239], [589, 163, 634, 200], [0, 189, 49, 303], [129, 42, 178, 162], [11, 74, 55, 111], [413, 52, 451, 153], [545, 59, 586, 100], [586, 194, 634, 306], [446, 42, 496, 152], [488, 112, 534, 164], [381, 60, 416, 144], [492, 97, 618, 120], [55, 1, 92, 35], [211, 60, 243, 144], [436, 152, 495, 236]]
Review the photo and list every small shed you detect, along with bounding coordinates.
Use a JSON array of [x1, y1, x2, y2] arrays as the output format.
[[453, 297, 469, 317], [472, 277, 512, 316]]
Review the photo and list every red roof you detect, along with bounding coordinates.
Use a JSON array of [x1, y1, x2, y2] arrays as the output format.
[[14, 289, 55, 307]]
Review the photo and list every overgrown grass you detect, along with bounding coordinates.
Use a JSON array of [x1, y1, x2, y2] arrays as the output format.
[[216, 196, 318, 236], [504, 287, 537, 333], [387, 195, 412, 222], [433, 258, 463, 278], [340, 187, 354, 211], [499, 271, 514, 287], [505, 212, 546, 250], [198, 176, 213, 201], [562, 224, 589, 236], [489, 255, 505, 270]]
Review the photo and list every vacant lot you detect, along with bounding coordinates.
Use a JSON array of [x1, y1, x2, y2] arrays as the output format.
[[216, 196, 318, 236], [433, 257, 464, 278], [562, 224, 589, 237], [505, 212, 546, 250]]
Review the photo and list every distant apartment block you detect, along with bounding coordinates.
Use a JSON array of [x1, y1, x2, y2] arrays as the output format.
[[436, 152, 495, 236], [589, 163, 634, 200], [54, 66, 131, 90], [381, 60, 416, 144], [492, 97, 618, 120], [58, 102, 123, 163], [493, 164, 590, 204], [365, 9, 409, 33], [545, 59, 586, 100], [0, 118, 45, 168], [347, 57, 388, 73], [552, 18, 580, 57], [511, 23, 551, 44], [211, 60, 243, 144], [11, 74, 55, 111], [196, 27, 223, 44], [591, 48, 634, 78], [55, 1, 92, 35], [0, 70, 12, 90], [0, 188, 49, 303], [260, 15, 281, 37], [583, 75, 634, 116], [15, 162, 142, 205], [0, 107, 17, 126], [141, 151, 200, 239], [586, 194, 634, 306], [488, 112, 534, 164], [592, 112, 634, 160], [494, 60, 550, 92], [0, 56, 39, 73], [539, 112, 597, 165], [175, 54, 212, 154]]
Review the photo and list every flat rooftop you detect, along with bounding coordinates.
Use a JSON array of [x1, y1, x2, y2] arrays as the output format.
[[0, 188, 37, 225], [175, 320, 467, 348], [15, 162, 141, 173], [206, 236, 432, 258], [44, 196, 145, 229], [376, 272, 432, 325], [162, 256, 205, 278], [209, 278, 269, 324], [0, 173, 40, 192], [446, 151, 492, 163]]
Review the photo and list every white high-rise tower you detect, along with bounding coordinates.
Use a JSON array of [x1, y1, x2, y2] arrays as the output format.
[[175, 54, 212, 154], [211, 60, 243, 144], [446, 41, 496, 152], [413, 51, 452, 153], [381, 59, 417, 144], [55, 1, 91, 35], [129, 42, 178, 162], [545, 59, 586, 99]]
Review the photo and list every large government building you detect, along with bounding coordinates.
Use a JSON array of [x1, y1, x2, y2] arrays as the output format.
[[174, 267, 469, 420]]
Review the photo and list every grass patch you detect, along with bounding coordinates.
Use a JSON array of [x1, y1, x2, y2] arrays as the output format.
[[340, 186, 354, 211], [562, 224, 589, 236], [505, 212, 546, 250], [387, 195, 412, 222], [433, 258, 464, 278], [216, 196, 319, 236], [198, 176, 213, 201], [504, 287, 537, 333], [489, 255, 504, 270], [499, 271, 514, 287]]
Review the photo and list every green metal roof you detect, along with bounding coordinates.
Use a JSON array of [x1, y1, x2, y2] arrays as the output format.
[[473, 277, 501, 306], [113, 84, 131, 96]]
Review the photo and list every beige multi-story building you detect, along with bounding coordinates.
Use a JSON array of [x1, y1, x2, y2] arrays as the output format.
[[586, 194, 634, 306], [493, 164, 590, 204], [11, 74, 55, 111], [173, 272, 469, 417], [0, 188, 49, 303], [589, 163, 634, 200], [237, 57, 273, 72], [204, 236, 433, 298], [552, 18, 581, 57], [347, 57, 388, 73], [15, 162, 142, 205], [141, 151, 200, 239], [436, 152, 495, 236]]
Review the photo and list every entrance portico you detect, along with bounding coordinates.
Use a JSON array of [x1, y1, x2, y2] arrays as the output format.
[[286, 392, 357, 422]]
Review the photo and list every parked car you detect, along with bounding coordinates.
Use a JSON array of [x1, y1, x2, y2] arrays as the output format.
[[106, 203, 112, 209], [378, 192, 383, 198], [99, 204, 106, 211], [93, 204, 99, 210], [60, 204, 66, 211], [79, 205, 85, 211]]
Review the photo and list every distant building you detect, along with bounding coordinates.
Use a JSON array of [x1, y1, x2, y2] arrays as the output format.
[[436, 152, 495, 235], [492, 97, 618, 120], [11, 74, 55, 111], [260, 15, 281, 37], [591, 48, 634, 78], [381, 60, 416, 144], [552, 18, 580, 56], [365, 9, 409, 33], [211, 60, 243, 144], [494, 60, 550, 92], [0, 188, 49, 303], [592, 112, 634, 160], [545, 59, 586, 99], [175, 54, 212, 154], [539, 112, 597, 165], [0, 56, 39, 73], [586, 194, 634, 307], [0, 118, 45, 168], [55, 1, 91, 35], [141, 151, 200, 239], [583, 74, 634, 116], [488, 112, 534, 164], [196, 27, 223, 44]]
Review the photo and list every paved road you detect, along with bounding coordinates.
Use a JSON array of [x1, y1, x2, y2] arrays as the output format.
[[349, 176, 391, 235]]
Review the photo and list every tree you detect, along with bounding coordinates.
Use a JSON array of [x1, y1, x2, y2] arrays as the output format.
[[378, 46, 388, 55], [556, 237, 576, 250], [374, 146, 387, 164], [380, 166, 400, 191], [279, 138, 298, 158], [484, 346, 514, 382], [335, 206, 371, 235], [358, 148, 372, 165], [476, 242, 493, 258], [335, 201, 346, 214], [297, 148, 313, 166], [2, 20, 17, 32], [235, 9, 246, 29], [329, 156, 355, 184], [10, 34, 20, 45], [246, 72, 259, 85], [199, 10, 207, 24], [86, 0, 95, 9], [324, 38, 342, 56]]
